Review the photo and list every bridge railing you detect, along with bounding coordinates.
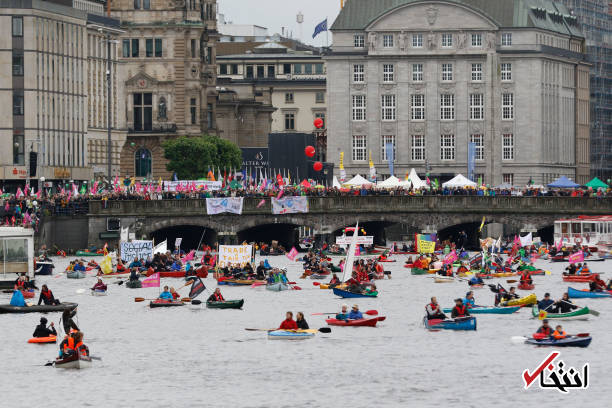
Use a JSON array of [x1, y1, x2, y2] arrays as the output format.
[[87, 196, 611, 216]]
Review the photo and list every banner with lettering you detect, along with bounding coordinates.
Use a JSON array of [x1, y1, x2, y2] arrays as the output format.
[[120, 240, 153, 262], [416, 233, 436, 254], [217, 245, 253, 267], [206, 197, 244, 215], [443, 250, 458, 265], [568, 251, 584, 264], [271, 196, 309, 215]]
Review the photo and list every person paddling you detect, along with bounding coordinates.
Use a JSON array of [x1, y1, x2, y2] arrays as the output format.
[[462, 291, 475, 309], [278, 311, 298, 330], [91, 279, 107, 292], [425, 297, 447, 320], [207, 288, 225, 302], [553, 293, 577, 314], [451, 298, 470, 318], [296, 312, 309, 329], [347, 304, 363, 320], [336, 304, 349, 320], [537, 293, 554, 311], [62, 308, 79, 335], [589, 274, 606, 292], [38, 284, 59, 305], [158, 286, 173, 301], [535, 319, 553, 337], [33, 317, 57, 338], [552, 325, 567, 340]]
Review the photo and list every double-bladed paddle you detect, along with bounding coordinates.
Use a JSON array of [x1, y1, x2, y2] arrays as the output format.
[[245, 327, 331, 333]]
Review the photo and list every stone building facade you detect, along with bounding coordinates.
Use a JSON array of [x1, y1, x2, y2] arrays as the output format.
[[111, 0, 218, 179], [327, 0, 591, 185]]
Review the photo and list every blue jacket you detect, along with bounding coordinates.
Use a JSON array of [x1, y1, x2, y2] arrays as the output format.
[[347, 310, 363, 320], [463, 297, 475, 307], [336, 313, 349, 320], [171, 262, 181, 271], [128, 260, 142, 268], [538, 298, 555, 311], [469, 277, 483, 284], [159, 291, 173, 300], [10, 290, 26, 307], [74, 264, 86, 272]]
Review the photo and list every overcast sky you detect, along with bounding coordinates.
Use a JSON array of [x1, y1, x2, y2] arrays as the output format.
[[218, 0, 342, 46]]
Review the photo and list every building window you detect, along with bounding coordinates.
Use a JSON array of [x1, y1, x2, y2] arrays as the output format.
[[145, 39, 154, 57], [502, 93, 514, 120], [471, 63, 482, 81], [314, 112, 326, 128], [131, 39, 139, 57], [122, 39, 130, 57], [134, 0, 140, 9], [304, 64, 313, 75], [502, 133, 514, 160], [381, 94, 396, 121], [190, 39, 197, 58], [256, 65, 264, 77], [293, 64, 302, 74], [352, 135, 367, 161], [501, 63, 512, 81], [442, 63, 453, 81], [315, 92, 325, 103], [503, 173, 514, 185], [246, 65, 253, 78], [441, 33, 453, 47], [501, 33, 512, 46], [133, 93, 152, 131], [13, 93, 24, 115], [412, 63, 423, 82], [354, 34, 365, 48], [12, 52, 24, 76], [230, 64, 238, 75], [440, 94, 455, 120], [284, 113, 295, 130], [134, 148, 151, 177], [353, 64, 365, 83], [13, 132, 24, 165], [282, 64, 291, 74], [155, 39, 162, 57], [315, 64, 324, 75], [144, 0, 150, 9], [411, 94, 425, 121], [220, 64, 227, 75], [383, 64, 394, 83], [469, 93, 484, 120], [190, 98, 197, 125], [383, 34, 394, 48], [267, 65, 275, 78], [12, 16, 23, 37], [412, 34, 423, 48], [471, 33, 482, 47], [285, 92, 294, 103], [440, 134, 455, 160], [470, 134, 484, 161], [411, 135, 425, 161], [381, 135, 396, 162], [207, 103, 214, 129], [352, 95, 366, 121]]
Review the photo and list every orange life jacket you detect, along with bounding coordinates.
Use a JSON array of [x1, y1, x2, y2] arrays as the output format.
[[62, 336, 75, 353], [552, 330, 567, 339], [74, 341, 88, 356]]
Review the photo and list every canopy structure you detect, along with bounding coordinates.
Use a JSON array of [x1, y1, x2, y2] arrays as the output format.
[[585, 177, 608, 189], [344, 174, 372, 186], [547, 176, 579, 188], [442, 174, 477, 188], [403, 168, 427, 189], [377, 175, 402, 188], [332, 176, 341, 188]]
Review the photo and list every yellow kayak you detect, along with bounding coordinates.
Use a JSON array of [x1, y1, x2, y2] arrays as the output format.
[[434, 277, 454, 283], [491, 272, 516, 278], [500, 293, 537, 307], [319, 284, 347, 290]]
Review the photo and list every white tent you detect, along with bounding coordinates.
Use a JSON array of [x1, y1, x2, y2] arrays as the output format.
[[332, 176, 341, 188], [377, 175, 402, 188], [402, 168, 427, 189], [344, 174, 372, 186], [442, 174, 477, 188]]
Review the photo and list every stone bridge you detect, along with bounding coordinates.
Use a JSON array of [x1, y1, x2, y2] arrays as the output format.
[[85, 196, 611, 248]]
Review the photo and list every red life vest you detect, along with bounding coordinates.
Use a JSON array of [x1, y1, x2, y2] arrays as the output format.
[[214, 292, 224, 301], [538, 326, 553, 336], [15, 280, 25, 288], [427, 303, 439, 313], [453, 305, 467, 316]]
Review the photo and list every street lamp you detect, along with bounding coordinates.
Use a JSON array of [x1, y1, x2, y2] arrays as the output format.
[[100, 30, 119, 184]]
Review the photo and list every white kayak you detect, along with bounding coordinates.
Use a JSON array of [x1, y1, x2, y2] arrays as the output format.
[[54, 354, 92, 369], [91, 289, 108, 296]]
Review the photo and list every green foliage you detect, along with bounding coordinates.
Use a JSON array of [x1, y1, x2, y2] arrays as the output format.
[[162, 135, 242, 180]]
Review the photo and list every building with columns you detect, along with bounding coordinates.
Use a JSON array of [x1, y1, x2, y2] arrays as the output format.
[[111, 0, 218, 179], [327, 0, 591, 186]]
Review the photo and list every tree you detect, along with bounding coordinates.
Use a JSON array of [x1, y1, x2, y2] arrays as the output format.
[[162, 135, 242, 180]]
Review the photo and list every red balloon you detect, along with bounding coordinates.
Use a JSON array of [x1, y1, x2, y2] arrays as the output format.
[[304, 145, 315, 157], [313, 161, 323, 171], [314, 118, 324, 129]]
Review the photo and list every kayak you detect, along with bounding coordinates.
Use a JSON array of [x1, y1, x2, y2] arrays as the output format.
[[377, 259, 396, 263], [567, 287, 612, 299], [217, 279, 265, 286], [55, 353, 93, 369], [28, 336, 57, 344], [125, 280, 142, 288], [524, 335, 592, 348], [34, 261, 55, 275], [411, 268, 429, 275], [266, 282, 289, 291], [562, 274, 597, 282], [423, 316, 477, 331], [434, 277, 454, 283], [442, 306, 520, 314], [500, 293, 537, 307], [517, 283, 535, 290], [91, 289, 108, 296], [318, 283, 347, 290], [531, 305, 590, 320], [146, 270, 208, 279], [332, 288, 378, 298], [325, 317, 381, 327], [149, 299, 185, 308], [267, 329, 315, 340], [0, 302, 78, 314], [100, 271, 130, 279], [67, 271, 86, 279], [206, 299, 244, 309], [75, 250, 103, 257]]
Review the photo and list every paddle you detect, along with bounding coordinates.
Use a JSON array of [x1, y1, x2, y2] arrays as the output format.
[[134, 297, 191, 303], [311, 310, 379, 316], [506, 280, 518, 284], [558, 299, 600, 316], [191, 300, 202, 305], [312, 282, 321, 286], [250, 282, 266, 287], [245, 327, 332, 333]]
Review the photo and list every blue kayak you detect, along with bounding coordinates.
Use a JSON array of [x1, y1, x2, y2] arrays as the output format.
[[332, 288, 378, 298], [567, 287, 612, 299], [525, 335, 592, 348], [267, 330, 315, 340], [423, 316, 477, 331], [442, 306, 520, 314]]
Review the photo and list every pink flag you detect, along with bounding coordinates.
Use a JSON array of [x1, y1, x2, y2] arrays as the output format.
[[5, 202, 9, 211], [141, 272, 161, 288], [276, 189, 284, 199], [286, 247, 299, 261], [556, 239, 562, 251], [93, 181, 99, 194], [568, 251, 584, 264], [443, 250, 457, 265], [182, 250, 195, 262], [256, 199, 266, 208], [16, 188, 23, 199], [113, 175, 119, 186], [355, 246, 361, 256]]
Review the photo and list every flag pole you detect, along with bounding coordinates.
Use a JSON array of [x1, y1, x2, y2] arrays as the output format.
[[326, 16, 329, 47]]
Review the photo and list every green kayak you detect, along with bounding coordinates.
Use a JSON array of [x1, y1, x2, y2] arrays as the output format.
[[206, 299, 244, 309], [411, 268, 429, 275], [76, 250, 104, 257], [531, 305, 590, 320]]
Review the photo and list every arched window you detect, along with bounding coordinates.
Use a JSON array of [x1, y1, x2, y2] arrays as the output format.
[[134, 148, 151, 177]]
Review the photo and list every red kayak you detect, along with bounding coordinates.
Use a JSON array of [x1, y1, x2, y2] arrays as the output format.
[[377, 259, 396, 263], [325, 317, 383, 327], [403, 264, 413, 268], [563, 274, 597, 282], [146, 268, 208, 279], [518, 283, 535, 290]]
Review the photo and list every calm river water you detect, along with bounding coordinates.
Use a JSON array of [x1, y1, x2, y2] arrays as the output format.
[[1, 254, 610, 407]]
